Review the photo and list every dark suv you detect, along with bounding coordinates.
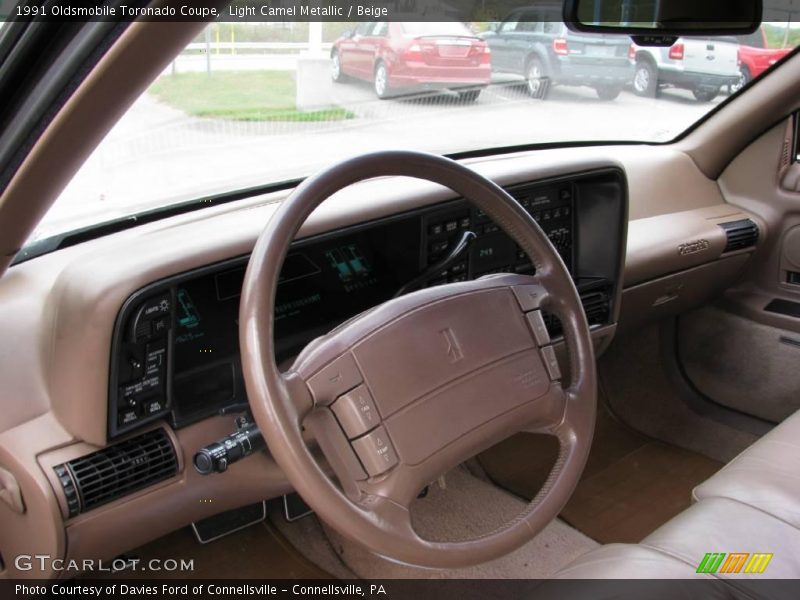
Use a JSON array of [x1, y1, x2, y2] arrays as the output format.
[[483, 4, 634, 100]]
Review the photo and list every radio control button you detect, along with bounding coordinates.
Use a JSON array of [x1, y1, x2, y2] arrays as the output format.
[[332, 385, 379, 439], [525, 310, 551, 346], [512, 284, 547, 311], [307, 353, 362, 405], [541, 346, 562, 381], [351, 426, 398, 477]]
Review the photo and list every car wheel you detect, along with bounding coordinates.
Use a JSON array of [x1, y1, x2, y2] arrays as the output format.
[[731, 66, 751, 94], [374, 62, 391, 99], [692, 86, 720, 102], [633, 59, 657, 97], [457, 88, 482, 103], [525, 57, 549, 99], [331, 51, 347, 83], [595, 84, 623, 101]]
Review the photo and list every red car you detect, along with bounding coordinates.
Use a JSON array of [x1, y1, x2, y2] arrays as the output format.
[[735, 27, 793, 89], [331, 22, 492, 101]]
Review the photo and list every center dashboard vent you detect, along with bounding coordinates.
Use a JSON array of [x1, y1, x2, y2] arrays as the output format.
[[543, 286, 611, 336], [53, 428, 178, 517], [719, 219, 759, 253], [581, 290, 611, 326]]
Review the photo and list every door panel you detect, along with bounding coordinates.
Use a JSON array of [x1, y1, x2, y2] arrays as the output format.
[[691, 117, 800, 424]]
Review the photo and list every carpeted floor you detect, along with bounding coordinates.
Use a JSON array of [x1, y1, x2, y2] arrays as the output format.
[[478, 403, 722, 544], [600, 324, 758, 463], [274, 466, 599, 579]]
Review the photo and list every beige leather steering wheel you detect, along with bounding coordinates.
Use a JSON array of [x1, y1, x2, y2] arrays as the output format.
[[240, 151, 596, 568]]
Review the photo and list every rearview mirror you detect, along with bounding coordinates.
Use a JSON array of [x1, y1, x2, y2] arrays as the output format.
[[564, 0, 762, 37]]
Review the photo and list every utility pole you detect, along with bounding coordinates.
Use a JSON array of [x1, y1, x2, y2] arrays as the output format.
[[205, 26, 211, 75]]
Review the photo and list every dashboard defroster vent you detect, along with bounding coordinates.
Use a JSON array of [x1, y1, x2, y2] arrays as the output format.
[[719, 219, 759, 253], [54, 428, 177, 516]]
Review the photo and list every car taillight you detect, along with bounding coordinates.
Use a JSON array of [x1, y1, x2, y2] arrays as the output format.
[[480, 44, 491, 64], [628, 44, 636, 60], [404, 43, 423, 62], [669, 42, 684, 61], [553, 38, 569, 56], [737, 48, 741, 66]]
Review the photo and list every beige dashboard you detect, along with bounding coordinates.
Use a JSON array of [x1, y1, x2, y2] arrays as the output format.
[[0, 143, 761, 578]]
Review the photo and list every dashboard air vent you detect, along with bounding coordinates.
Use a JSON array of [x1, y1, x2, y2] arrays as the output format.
[[719, 219, 759, 253], [581, 290, 611, 326], [543, 288, 611, 336], [54, 428, 177, 516]]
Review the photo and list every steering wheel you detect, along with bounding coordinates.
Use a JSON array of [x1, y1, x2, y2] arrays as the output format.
[[240, 151, 596, 568]]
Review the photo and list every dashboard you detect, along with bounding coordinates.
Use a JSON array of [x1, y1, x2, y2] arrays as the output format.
[[108, 169, 626, 439], [1, 142, 769, 576]]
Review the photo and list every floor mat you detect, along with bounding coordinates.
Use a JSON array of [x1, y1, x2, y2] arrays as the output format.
[[478, 405, 722, 544], [276, 467, 598, 579], [97, 520, 332, 579]]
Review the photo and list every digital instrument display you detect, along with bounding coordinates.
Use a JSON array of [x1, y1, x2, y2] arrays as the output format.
[[111, 171, 626, 439], [167, 218, 420, 424]]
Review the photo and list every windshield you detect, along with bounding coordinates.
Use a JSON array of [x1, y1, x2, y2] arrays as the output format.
[[28, 19, 800, 245]]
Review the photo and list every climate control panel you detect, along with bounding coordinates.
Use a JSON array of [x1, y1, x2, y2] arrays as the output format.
[[421, 181, 575, 284]]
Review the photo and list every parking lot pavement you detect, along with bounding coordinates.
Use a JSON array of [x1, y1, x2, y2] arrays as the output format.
[[40, 76, 721, 239]]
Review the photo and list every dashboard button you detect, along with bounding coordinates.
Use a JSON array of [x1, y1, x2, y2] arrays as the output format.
[[428, 223, 443, 236], [351, 426, 398, 477], [332, 384, 380, 439], [118, 409, 139, 426], [541, 346, 562, 381], [525, 310, 551, 346], [143, 397, 166, 416], [307, 353, 363, 405]]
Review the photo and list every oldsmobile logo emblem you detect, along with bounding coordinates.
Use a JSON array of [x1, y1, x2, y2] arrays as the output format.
[[678, 239, 711, 256]]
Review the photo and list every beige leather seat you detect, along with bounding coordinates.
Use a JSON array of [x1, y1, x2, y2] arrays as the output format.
[[555, 411, 800, 588], [693, 409, 800, 528]]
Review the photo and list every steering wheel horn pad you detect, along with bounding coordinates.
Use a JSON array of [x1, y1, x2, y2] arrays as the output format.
[[240, 151, 596, 568]]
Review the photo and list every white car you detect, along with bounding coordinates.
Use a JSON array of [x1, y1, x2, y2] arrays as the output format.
[[632, 37, 740, 101]]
